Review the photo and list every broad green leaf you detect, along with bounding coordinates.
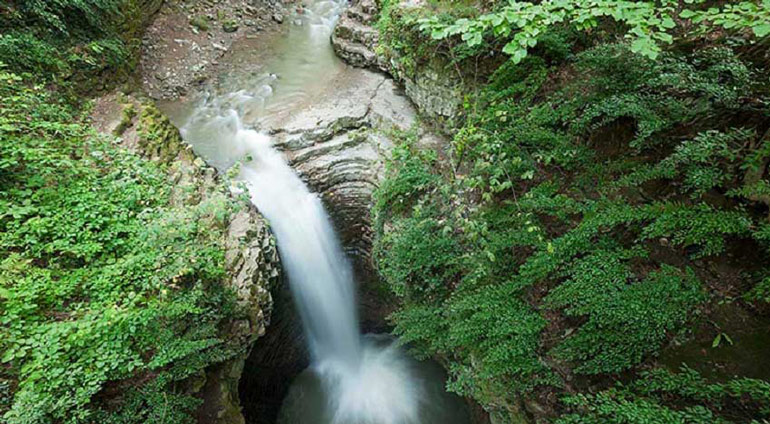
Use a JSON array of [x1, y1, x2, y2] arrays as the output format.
[[753, 23, 770, 37]]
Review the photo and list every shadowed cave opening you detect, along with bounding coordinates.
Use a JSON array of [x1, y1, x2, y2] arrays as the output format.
[[239, 282, 308, 424]]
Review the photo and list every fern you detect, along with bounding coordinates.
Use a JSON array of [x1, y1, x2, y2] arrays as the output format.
[[547, 255, 704, 374]]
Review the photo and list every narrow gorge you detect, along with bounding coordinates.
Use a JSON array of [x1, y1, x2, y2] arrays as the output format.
[[145, 0, 472, 422], [2, 0, 769, 424]]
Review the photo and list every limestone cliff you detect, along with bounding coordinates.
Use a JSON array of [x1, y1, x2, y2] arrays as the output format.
[[331, 0, 466, 130]]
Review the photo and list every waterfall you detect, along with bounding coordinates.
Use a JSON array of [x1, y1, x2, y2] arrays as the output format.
[[237, 119, 425, 424], [237, 123, 362, 367], [180, 106, 424, 422], [173, 1, 471, 422]]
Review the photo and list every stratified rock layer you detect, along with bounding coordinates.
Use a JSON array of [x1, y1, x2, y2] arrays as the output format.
[[331, 0, 466, 129], [266, 72, 412, 252], [196, 204, 280, 424], [260, 66, 425, 327], [331, 0, 386, 70]]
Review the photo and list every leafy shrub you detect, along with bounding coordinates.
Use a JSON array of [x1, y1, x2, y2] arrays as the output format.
[[547, 253, 704, 374], [374, 144, 558, 402], [378, 214, 461, 299], [373, 141, 440, 226], [372, 13, 770, 419], [418, 0, 770, 62], [558, 367, 770, 423], [12, 0, 121, 34], [0, 69, 244, 424], [0, 0, 143, 79]]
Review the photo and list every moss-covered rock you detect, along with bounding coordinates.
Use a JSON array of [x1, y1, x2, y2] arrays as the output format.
[[222, 19, 240, 33], [136, 103, 191, 164], [191, 15, 212, 31]]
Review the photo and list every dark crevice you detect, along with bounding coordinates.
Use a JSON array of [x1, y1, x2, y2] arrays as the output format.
[[239, 281, 308, 424]]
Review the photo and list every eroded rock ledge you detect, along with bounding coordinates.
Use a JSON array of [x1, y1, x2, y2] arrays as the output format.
[[267, 71, 412, 257], [331, 0, 386, 71], [331, 0, 466, 130], [257, 66, 441, 326]]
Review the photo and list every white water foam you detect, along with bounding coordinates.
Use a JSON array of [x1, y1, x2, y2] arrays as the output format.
[[318, 340, 421, 424]]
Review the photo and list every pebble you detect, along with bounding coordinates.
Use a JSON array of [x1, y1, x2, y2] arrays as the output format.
[[140, 0, 287, 100]]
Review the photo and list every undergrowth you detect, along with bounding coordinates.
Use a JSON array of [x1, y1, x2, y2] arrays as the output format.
[[0, 0, 152, 85], [373, 7, 770, 420], [0, 66, 253, 424]]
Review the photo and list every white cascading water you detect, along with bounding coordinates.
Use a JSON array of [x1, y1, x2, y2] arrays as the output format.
[[234, 120, 421, 424], [173, 1, 470, 423], [184, 101, 425, 424], [240, 126, 362, 366]]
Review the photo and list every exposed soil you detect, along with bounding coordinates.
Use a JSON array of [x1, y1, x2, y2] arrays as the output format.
[[140, 0, 292, 100]]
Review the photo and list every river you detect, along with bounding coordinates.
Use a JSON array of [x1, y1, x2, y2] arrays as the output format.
[[162, 1, 470, 423]]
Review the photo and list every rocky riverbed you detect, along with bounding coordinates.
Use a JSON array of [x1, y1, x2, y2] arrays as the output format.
[[141, 0, 289, 99]]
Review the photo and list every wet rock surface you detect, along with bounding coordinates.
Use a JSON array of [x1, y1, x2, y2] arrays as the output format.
[[239, 283, 307, 424], [331, 0, 386, 71], [260, 65, 448, 332], [197, 204, 281, 424], [331, 0, 466, 129], [266, 69, 411, 267]]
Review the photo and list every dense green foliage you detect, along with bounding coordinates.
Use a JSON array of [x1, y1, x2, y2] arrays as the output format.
[[0, 0, 150, 81], [419, 0, 770, 61], [3, 0, 770, 422], [0, 67, 251, 423], [373, 0, 770, 421], [0, 1, 250, 421], [557, 367, 770, 423]]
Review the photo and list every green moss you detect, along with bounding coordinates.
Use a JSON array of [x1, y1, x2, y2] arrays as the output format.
[[190, 15, 211, 32], [113, 102, 137, 135], [137, 103, 185, 164], [222, 19, 239, 33]]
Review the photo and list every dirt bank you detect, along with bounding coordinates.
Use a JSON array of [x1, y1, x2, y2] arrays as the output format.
[[140, 0, 291, 99]]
